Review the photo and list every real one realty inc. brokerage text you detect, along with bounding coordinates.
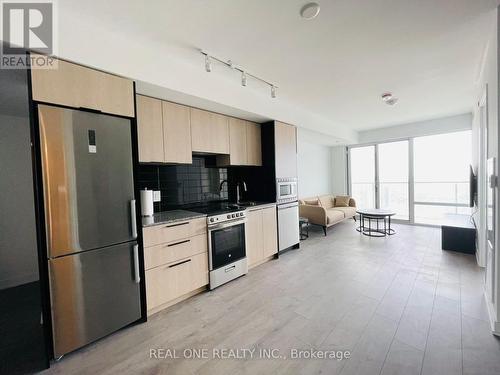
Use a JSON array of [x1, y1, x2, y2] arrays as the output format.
[[149, 348, 351, 361]]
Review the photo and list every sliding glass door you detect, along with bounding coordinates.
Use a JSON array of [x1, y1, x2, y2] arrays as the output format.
[[350, 146, 376, 209], [378, 141, 409, 220], [349, 141, 409, 220], [348, 131, 472, 225]]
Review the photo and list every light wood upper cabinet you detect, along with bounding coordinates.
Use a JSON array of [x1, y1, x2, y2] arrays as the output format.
[[137, 96, 193, 164], [31, 55, 134, 117], [229, 118, 247, 165], [275, 121, 297, 178], [246, 121, 262, 166], [246, 209, 263, 267], [190, 108, 229, 154], [137, 95, 164, 163], [262, 206, 278, 258], [162, 101, 192, 164], [218, 119, 262, 166]]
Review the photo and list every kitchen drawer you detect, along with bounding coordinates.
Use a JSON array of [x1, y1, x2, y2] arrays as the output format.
[[144, 233, 207, 270], [146, 252, 209, 311], [143, 217, 206, 247]]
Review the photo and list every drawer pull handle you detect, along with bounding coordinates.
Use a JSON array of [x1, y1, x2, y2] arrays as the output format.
[[169, 259, 191, 268], [165, 222, 189, 228], [225, 265, 236, 273], [167, 239, 190, 247]]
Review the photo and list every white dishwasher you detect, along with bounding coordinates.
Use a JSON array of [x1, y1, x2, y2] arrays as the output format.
[[277, 201, 300, 251]]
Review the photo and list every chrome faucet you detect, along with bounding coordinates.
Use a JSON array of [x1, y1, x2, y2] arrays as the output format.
[[236, 181, 247, 204], [219, 179, 228, 193]]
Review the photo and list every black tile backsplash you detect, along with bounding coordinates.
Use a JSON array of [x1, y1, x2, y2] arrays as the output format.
[[137, 156, 228, 212]]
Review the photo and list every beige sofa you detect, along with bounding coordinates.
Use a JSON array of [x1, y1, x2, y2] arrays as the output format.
[[299, 195, 357, 235]]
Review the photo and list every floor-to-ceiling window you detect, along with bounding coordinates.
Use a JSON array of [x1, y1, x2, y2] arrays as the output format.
[[378, 141, 409, 220], [413, 131, 472, 225], [350, 146, 375, 209], [348, 130, 471, 225]]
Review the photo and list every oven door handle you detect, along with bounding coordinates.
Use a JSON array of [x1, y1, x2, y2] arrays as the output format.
[[208, 219, 247, 231]]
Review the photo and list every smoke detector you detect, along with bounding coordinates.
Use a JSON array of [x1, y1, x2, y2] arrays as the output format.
[[300, 3, 321, 20], [381, 92, 398, 106]]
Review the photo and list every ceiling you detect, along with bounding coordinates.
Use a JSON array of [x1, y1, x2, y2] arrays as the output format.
[[56, 0, 498, 142]]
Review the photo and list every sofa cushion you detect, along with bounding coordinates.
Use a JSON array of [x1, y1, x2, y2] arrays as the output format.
[[334, 196, 351, 207], [304, 198, 319, 206], [318, 195, 334, 209], [326, 209, 344, 224], [331, 207, 356, 218]]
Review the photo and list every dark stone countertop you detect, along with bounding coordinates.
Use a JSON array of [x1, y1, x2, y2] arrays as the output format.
[[142, 210, 207, 228]]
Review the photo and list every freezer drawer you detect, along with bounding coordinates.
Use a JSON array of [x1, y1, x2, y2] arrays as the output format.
[[49, 242, 141, 357], [277, 202, 300, 251]]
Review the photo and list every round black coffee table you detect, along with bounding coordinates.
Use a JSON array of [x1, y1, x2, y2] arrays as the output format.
[[356, 209, 396, 237]]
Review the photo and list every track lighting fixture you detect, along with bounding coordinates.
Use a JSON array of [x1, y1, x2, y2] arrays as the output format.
[[205, 55, 212, 72], [200, 51, 277, 98]]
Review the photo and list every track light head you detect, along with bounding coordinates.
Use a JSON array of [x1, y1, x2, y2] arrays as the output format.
[[205, 55, 212, 72], [271, 85, 277, 98], [241, 71, 247, 87]]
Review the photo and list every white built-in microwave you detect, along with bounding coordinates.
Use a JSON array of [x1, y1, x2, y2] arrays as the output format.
[[276, 177, 298, 203]]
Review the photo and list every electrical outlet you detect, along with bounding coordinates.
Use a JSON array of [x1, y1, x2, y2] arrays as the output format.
[[153, 191, 161, 202]]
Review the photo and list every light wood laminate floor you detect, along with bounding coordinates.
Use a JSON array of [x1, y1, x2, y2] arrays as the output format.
[[42, 221, 500, 375]]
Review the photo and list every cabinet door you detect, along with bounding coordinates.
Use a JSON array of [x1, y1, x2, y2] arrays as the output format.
[[262, 207, 278, 258], [31, 55, 134, 117], [275, 121, 297, 178], [246, 209, 263, 267], [190, 108, 229, 154], [162, 101, 192, 164], [229, 118, 247, 165], [246, 121, 262, 166], [136, 95, 164, 163]]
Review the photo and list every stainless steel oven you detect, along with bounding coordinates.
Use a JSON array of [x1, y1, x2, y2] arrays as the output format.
[[276, 177, 298, 204], [207, 210, 248, 289]]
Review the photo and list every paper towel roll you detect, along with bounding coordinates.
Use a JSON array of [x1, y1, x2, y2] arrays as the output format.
[[140, 189, 154, 217]]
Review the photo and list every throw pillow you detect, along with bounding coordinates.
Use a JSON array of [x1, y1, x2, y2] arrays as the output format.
[[334, 196, 350, 207], [304, 199, 319, 206]]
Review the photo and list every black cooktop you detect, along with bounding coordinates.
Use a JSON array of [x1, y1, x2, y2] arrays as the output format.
[[182, 201, 243, 216]]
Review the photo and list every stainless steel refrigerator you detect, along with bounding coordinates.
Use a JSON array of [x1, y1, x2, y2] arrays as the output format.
[[38, 104, 142, 358]]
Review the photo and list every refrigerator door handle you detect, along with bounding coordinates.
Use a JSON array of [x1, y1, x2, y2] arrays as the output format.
[[130, 199, 137, 239], [133, 244, 140, 283]]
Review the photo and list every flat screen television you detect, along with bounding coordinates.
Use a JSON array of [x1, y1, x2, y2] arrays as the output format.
[[470, 164, 477, 207]]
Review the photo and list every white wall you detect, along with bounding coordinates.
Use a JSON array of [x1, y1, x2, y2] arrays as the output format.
[[331, 146, 348, 196], [358, 113, 472, 144], [472, 7, 500, 334], [297, 134, 333, 198]]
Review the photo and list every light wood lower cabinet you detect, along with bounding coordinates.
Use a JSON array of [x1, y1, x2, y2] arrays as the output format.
[[146, 252, 208, 312], [143, 217, 206, 247], [144, 217, 208, 315], [246, 210, 263, 266], [31, 55, 134, 117], [246, 205, 278, 268], [262, 206, 278, 258], [144, 233, 207, 270]]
